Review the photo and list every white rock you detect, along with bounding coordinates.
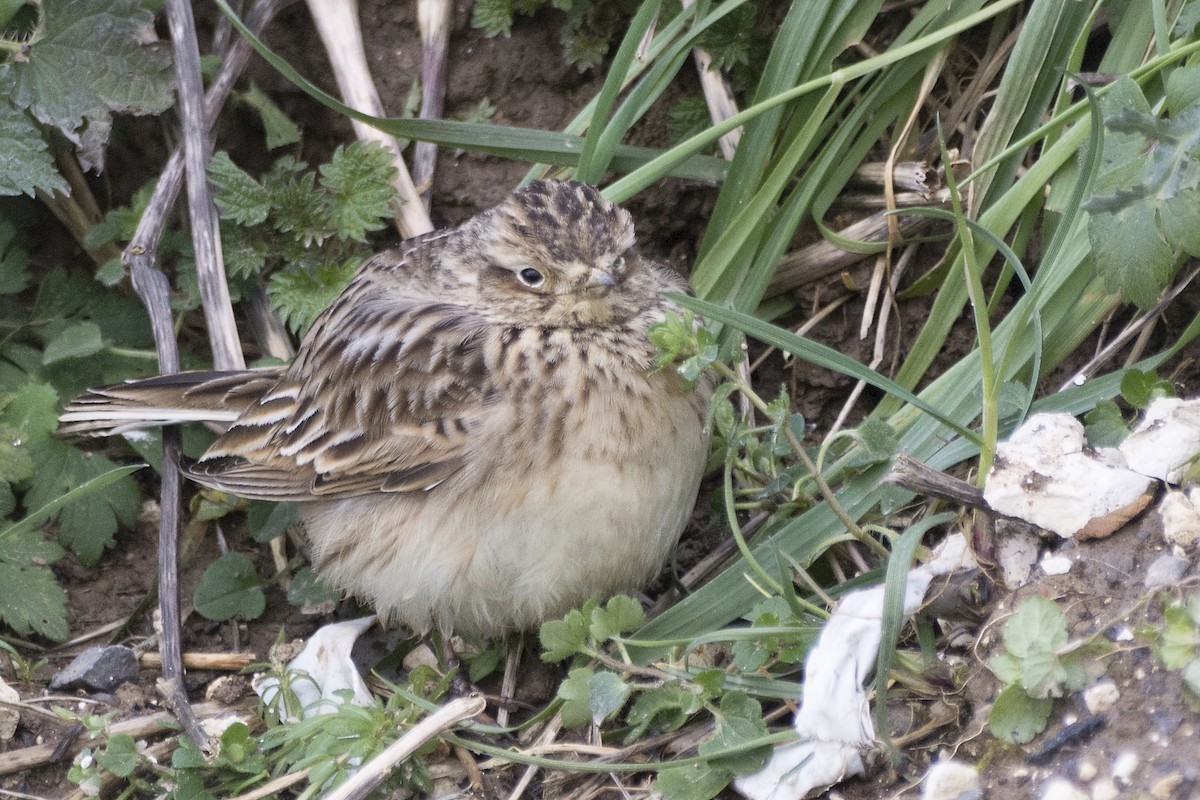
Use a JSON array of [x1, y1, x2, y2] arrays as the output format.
[[1040, 778, 1088, 800], [984, 413, 1154, 539], [0, 675, 18, 740], [1091, 778, 1119, 800], [1082, 680, 1120, 714], [921, 759, 980, 800], [1121, 397, 1200, 482], [1159, 491, 1200, 549], [997, 529, 1041, 586], [1111, 751, 1139, 784], [1076, 759, 1098, 782], [1041, 553, 1073, 575], [253, 616, 376, 723]]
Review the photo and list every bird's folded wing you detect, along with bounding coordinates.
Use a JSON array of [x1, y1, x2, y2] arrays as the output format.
[[186, 301, 492, 502]]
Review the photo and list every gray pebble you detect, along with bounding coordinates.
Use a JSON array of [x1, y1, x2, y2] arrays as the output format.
[[50, 645, 138, 693]]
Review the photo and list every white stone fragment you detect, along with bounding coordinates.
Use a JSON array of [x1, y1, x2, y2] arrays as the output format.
[[1082, 680, 1120, 714], [920, 759, 980, 800], [1040, 778, 1087, 800], [1160, 491, 1200, 549], [1111, 751, 1139, 784], [0, 675, 18, 740], [734, 536, 976, 800], [984, 413, 1154, 539], [1091, 778, 1120, 800], [1120, 397, 1200, 482], [997, 529, 1040, 586], [253, 616, 376, 723], [1041, 553, 1073, 575], [1076, 759, 1098, 782]]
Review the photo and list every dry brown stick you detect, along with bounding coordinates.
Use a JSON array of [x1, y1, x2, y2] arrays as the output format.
[[888, 453, 985, 509], [164, 0, 244, 371], [125, 0, 283, 751], [0, 702, 252, 776], [414, 0, 452, 205], [140, 651, 258, 670], [322, 695, 487, 800], [766, 210, 939, 298]]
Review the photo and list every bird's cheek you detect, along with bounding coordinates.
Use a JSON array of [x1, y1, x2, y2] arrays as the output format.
[[569, 297, 615, 326]]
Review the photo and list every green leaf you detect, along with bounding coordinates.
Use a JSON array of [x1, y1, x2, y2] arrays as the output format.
[[844, 418, 899, 468], [625, 684, 703, 741], [41, 321, 104, 365], [1183, 659, 1200, 698], [988, 682, 1053, 744], [584, 670, 631, 726], [1020, 643, 1070, 699], [1166, 64, 1200, 117], [1083, 400, 1128, 447], [286, 565, 343, 609], [96, 733, 139, 777], [471, 0, 514, 37], [0, 422, 33, 483], [700, 692, 769, 773], [0, 561, 68, 640], [589, 594, 645, 641], [1003, 595, 1068, 659], [0, 0, 173, 168], [0, 218, 29, 294], [540, 605, 591, 662], [557, 666, 595, 728], [209, 152, 271, 226], [318, 141, 398, 242], [655, 762, 731, 800], [266, 258, 359, 335], [193, 552, 266, 621], [248, 500, 298, 542], [989, 651, 1023, 685], [1120, 368, 1174, 409], [0, 99, 68, 197], [1159, 605, 1200, 670], [241, 82, 301, 150]]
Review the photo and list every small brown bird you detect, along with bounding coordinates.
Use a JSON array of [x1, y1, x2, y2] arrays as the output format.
[[61, 180, 712, 638]]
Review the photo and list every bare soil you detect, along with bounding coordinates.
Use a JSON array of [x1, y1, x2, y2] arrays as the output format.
[[5, 2, 1200, 799]]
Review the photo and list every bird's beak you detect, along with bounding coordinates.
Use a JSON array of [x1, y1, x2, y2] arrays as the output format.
[[585, 270, 616, 292]]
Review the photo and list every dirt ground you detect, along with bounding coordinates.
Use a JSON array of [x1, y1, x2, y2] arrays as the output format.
[[4, 2, 1200, 799]]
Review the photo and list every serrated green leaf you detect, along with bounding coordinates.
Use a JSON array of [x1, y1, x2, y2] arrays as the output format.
[[540, 606, 591, 662], [1166, 65, 1200, 116], [241, 83, 301, 150], [471, 0, 514, 37], [1003, 595, 1068, 659], [0, 218, 28, 294], [692, 668, 726, 697], [1020, 643, 1069, 699], [557, 666, 594, 728], [36, 446, 139, 564], [987, 682, 1053, 744], [0, 524, 64, 567], [41, 321, 104, 365], [97, 733, 139, 777], [655, 762, 731, 800], [700, 692, 769, 773], [0, 422, 33, 483], [1158, 188, 1200, 257], [193, 552, 266, 621], [989, 651, 1023, 685], [1089, 199, 1175, 309], [266, 259, 359, 335], [209, 152, 271, 226], [0, 561, 68, 640], [0, 0, 173, 168], [625, 684, 703, 741], [590, 594, 645, 641], [0, 99, 67, 198], [318, 141, 397, 242], [1159, 605, 1199, 669], [269, 169, 337, 246]]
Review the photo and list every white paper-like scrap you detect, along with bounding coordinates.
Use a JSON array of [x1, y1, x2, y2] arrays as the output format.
[[983, 413, 1153, 539], [253, 616, 376, 722], [733, 535, 975, 800], [1120, 397, 1200, 483]]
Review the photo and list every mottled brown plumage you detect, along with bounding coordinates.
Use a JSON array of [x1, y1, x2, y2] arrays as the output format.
[[60, 181, 712, 636]]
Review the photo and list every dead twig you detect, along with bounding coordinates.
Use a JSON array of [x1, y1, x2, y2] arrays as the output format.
[[414, 0, 452, 204]]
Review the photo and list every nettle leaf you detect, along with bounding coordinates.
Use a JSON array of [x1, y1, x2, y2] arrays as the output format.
[[0, 0, 173, 168], [193, 551, 266, 621], [270, 168, 337, 246], [29, 443, 139, 563], [988, 682, 1053, 744], [471, 0, 516, 37], [0, 99, 68, 197], [209, 152, 271, 227], [319, 141, 398, 242], [0, 561, 68, 640], [266, 258, 359, 335]]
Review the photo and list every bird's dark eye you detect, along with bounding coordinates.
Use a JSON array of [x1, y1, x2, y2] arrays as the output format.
[[517, 267, 544, 288]]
